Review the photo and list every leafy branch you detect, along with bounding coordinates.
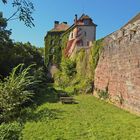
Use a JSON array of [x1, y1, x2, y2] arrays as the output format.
[[1, 0, 35, 27]]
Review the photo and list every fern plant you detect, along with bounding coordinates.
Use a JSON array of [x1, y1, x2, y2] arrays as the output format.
[[0, 64, 38, 123]]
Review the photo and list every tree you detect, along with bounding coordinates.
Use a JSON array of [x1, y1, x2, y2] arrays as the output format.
[[0, 12, 13, 78], [0, 12, 12, 44], [0, 41, 44, 78], [1, 0, 34, 27]]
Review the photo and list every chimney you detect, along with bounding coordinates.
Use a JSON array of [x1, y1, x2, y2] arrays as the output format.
[[63, 22, 67, 24], [74, 14, 78, 24], [54, 21, 59, 28]]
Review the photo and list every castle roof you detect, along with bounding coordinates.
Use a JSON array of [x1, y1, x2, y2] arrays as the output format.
[[76, 14, 97, 26], [50, 22, 69, 32], [62, 14, 97, 36]]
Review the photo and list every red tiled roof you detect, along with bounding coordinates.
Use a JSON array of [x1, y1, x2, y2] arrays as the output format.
[[50, 23, 69, 32]]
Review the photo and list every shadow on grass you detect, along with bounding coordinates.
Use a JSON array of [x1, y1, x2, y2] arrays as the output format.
[[24, 108, 64, 122], [20, 84, 67, 123], [33, 84, 67, 105]]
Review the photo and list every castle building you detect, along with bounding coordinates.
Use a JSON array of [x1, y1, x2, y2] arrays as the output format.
[[44, 21, 69, 66], [44, 14, 97, 66], [64, 14, 97, 57]]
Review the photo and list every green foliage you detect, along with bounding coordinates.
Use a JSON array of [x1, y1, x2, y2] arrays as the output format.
[[76, 48, 86, 62], [54, 70, 70, 88], [44, 28, 71, 67], [54, 47, 94, 95], [33, 66, 48, 84], [45, 27, 103, 96], [97, 90, 109, 100], [91, 39, 103, 77], [0, 122, 22, 140], [0, 64, 38, 122], [1, 0, 34, 27], [0, 12, 12, 45], [22, 95, 140, 140], [0, 14, 43, 78], [44, 32, 63, 66], [76, 49, 86, 76], [62, 76, 93, 95], [55, 74, 93, 96], [61, 31, 69, 49], [61, 58, 76, 76], [13, 42, 43, 67], [54, 58, 76, 90], [30, 66, 51, 101], [44, 34, 52, 66], [0, 41, 43, 78], [45, 28, 103, 96], [37, 47, 44, 57]]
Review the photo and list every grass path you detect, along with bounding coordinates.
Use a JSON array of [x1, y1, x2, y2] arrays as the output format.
[[22, 95, 140, 140]]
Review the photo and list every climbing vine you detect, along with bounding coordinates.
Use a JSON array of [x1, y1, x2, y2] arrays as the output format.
[[54, 38, 103, 95], [61, 32, 70, 50], [91, 39, 103, 77], [44, 31, 64, 67]]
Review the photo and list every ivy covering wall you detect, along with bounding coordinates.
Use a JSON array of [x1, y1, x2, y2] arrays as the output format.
[[91, 39, 103, 78], [54, 39, 103, 94], [44, 31, 64, 67]]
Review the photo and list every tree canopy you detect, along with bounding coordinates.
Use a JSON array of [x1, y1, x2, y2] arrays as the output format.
[[0, 13, 43, 78]]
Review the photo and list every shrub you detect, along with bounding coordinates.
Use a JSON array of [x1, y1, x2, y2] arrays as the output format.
[[97, 90, 109, 100], [0, 64, 38, 123], [60, 58, 77, 77], [0, 122, 22, 140], [54, 58, 77, 89]]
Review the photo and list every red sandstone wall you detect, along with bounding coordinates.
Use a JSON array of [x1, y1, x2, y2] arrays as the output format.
[[94, 18, 140, 113]]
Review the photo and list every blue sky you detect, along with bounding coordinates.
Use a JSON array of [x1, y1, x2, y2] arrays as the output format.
[[0, 0, 140, 47]]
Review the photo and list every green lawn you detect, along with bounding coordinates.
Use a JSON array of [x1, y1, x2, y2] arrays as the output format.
[[22, 95, 140, 140]]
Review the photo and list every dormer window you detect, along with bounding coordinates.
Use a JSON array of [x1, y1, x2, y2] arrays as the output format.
[[83, 19, 90, 25]]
